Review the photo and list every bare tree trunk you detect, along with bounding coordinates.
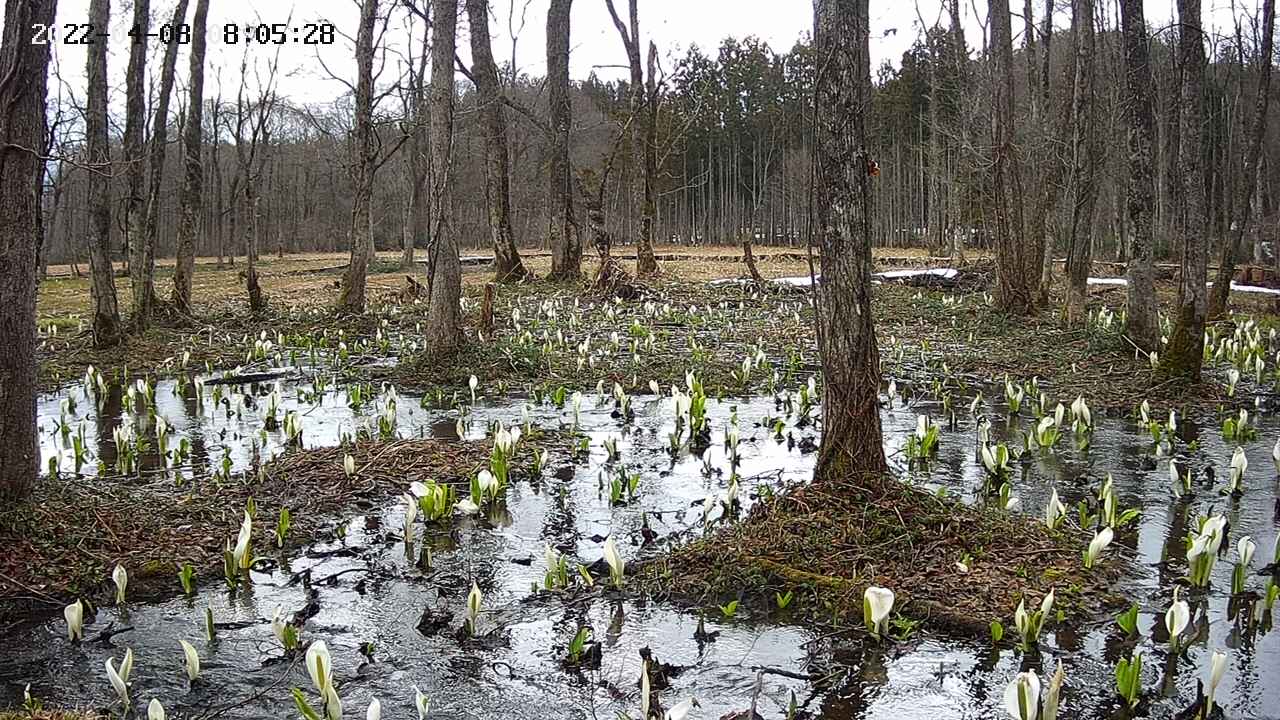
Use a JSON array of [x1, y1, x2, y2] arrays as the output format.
[[990, 0, 1034, 314], [1208, 0, 1274, 318], [641, 41, 659, 273], [1064, 0, 1098, 325], [402, 9, 430, 270], [86, 0, 122, 347], [139, 0, 189, 319], [467, 0, 530, 283], [425, 0, 463, 352], [605, 0, 658, 276], [338, 0, 381, 312], [124, 0, 151, 328], [545, 0, 581, 280], [812, 0, 886, 479], [1120, 0, 1159, 351], [171, 0, 210, 313], [0, 0, 57, 502], [1160, 0, 1209, 379]]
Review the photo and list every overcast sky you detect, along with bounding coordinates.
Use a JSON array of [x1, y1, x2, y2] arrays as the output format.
[[11, 0, 1257, 110]]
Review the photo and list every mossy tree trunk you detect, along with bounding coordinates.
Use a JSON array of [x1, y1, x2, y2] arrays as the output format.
[[812, 0, 886, 479], [1120, 0, 1159, 351], [1160, 0, 1209, 380], [0, 0, 58, 502]]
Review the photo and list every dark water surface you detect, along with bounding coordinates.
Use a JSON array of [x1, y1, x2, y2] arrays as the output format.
[[2, 373, 1277, 719]]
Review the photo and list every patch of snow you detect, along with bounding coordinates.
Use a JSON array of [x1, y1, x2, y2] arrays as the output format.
[[874, 268, 959, 281], [1088, 276, 1280, 296]]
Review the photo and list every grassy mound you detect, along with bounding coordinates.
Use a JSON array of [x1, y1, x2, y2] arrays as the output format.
[[0, 437, 528, 624], [639, 472, 1123, 636]]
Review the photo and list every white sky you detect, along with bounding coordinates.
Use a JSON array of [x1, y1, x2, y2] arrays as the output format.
[[5, 0, 1258, 111]]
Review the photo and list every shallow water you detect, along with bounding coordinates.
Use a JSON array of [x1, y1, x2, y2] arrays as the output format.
[[4, 374, 1279, 719]]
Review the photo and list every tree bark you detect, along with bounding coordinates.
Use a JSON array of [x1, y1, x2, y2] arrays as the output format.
[[0, 0, 57, 502], [466, 0, 530, 283], [1064, 0, 1098, 325], [1207, 0, 1274, 318], [86, 0, 122, 347], [1160, 0, 1209, 379], [425, 0, 463, 352], [605, 0, 658, 276], [171, 0, 210, 313], [402, 6, 430, 270], [124, 0, 151, 328], [989, 0, 1034, 314], [1120, 0, 1159, 351], [140, 0, 189, 319], [812, 0, 886, 479], [338, 0, 381, 312], [545, 0, 581, 280]]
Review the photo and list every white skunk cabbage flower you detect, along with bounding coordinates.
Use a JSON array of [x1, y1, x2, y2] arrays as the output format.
[[665, 697, 698, 720], [1229, 446, 1248, 492], [413, 684, 430, 719], [603, 535, 625, 588], [233, 510, 253, 570], [344, 453, 356, 477], [1042, 661, 1064, 720], [477, 469, 498, 497], [1272, 437, 1280, 473], [366, 697, 381, 720], [1071, 396, 1091, 428], [323, 683, 342, 720], [148, 698, 166, 720], [1164, 587, 1189, 644], [1044, 489, 1066, 529], [455, 498, 479, 515], [113, 563, 129, 605], [105, 650, 132, 707], [403, 494, 419, 540], [1002, 669, 1041, 720], [179, 639, 201, 681], [1205, 650, 1228, 711], [1084, 527, 1114, 568], [271, 605, 288, 644], [305, 640, 333, 694], [467, 582, 483, 634], [64, 599, 84, 642], [1238, 536, 1256, 567], [863, 586, 895, 638], [468, 375, 478, 402]]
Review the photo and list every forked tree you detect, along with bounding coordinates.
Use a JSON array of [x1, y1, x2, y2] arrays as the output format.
[[812, 0, 887, 478]]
